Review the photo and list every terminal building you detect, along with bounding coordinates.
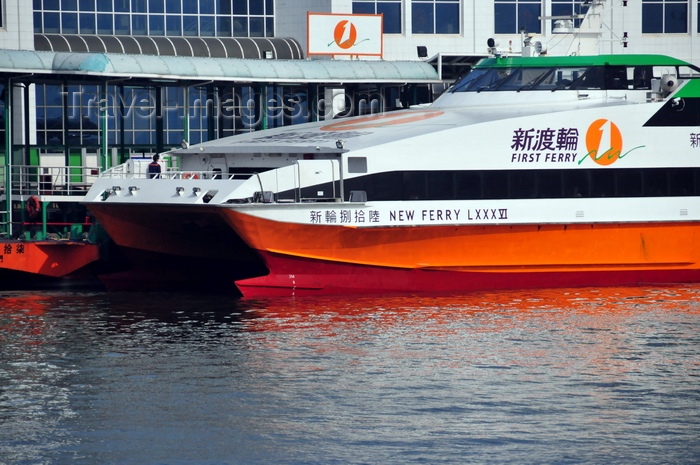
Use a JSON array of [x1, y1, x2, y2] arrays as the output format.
[[0, 0, 698, 236]]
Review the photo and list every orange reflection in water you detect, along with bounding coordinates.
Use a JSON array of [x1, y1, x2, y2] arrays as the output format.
[[238, 286, 700, 404], [241, 285, 700, 333], [0, 293, 50, 341]]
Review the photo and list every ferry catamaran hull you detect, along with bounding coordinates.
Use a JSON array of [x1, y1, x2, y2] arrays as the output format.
[[84, 53, 700, 297], [85, 202, 267, 293], [222, 208, 700, 297]]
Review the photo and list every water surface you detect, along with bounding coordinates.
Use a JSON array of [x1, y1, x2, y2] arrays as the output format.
[[1, 286, 699, 464]]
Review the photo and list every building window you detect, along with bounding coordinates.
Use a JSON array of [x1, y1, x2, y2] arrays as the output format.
[[352, 1, 402, 34], [62, 12, 79, 33], [550, 0, 589, 31], [33, 0, 275, 37], [411, 0, 459, 34], [494, 0, 542, 34], [0, 85, 4, 146], [36, 85, 63, 146], [642, 0, 688, 33]]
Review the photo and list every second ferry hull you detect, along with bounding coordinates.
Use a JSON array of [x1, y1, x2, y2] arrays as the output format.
[[87, 203, 267, 292]]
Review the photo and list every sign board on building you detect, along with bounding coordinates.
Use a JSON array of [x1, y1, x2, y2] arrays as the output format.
[[307, 13, 383, 57]]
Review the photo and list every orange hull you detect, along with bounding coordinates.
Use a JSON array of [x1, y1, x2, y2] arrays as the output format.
[[223, 211, 699, 273], [0, 241, 100, 278], [222, 210, 700, 296]]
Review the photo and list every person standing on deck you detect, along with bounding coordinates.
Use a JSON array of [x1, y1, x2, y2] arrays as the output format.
[[148, 154, 162, 179]]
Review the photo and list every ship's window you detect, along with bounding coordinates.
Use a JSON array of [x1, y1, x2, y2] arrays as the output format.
[[606, 67, 628, 89], [369, 171, 403, 200], [451, 68, 516, 92], [537, 170, 563, 198], [299, 167, 700, 202], [450, 69, 490, 92], [498, 68, 550, 91], [483, 171, 508, 199], [643, 168, 669, 196], [509, 170, 537, 198], [474, 69, 514, 91], [427, 171, 454, 200], [532, 69, 560, 90], [452, 67, 595, 92], [403, 172, 428, 199], [563, 170, 589, 198], [617, 170, 644, 197], [669, 168, 696, 195], [455, 171, 482, 199], [570, 67, 605, 90], [348, 157, 367, 173], [633, 66, 653, 90], [590, 169, 616, 197]]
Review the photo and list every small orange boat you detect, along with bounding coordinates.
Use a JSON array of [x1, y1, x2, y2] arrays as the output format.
[[0, 240, 100, 282]]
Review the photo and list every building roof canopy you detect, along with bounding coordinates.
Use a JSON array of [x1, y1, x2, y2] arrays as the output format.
[[0, 49, 440, 84], [35, 34, 305, 60]]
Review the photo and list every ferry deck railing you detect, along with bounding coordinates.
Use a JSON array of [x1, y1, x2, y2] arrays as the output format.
[[100, 165, 232, 180], [100, 159, 349, 203]]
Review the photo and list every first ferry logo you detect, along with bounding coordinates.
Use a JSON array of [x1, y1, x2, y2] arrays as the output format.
[[579, 119, 644, 166], [330, 20, 371, 49], [584, 119, 623, 166]]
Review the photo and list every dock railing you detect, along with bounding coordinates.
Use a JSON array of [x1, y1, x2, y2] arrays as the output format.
[[3, 164, 101, 197], [0, 164, 99, 239]]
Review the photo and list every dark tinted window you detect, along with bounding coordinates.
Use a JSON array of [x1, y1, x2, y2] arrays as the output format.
[[339, 168, 700, 201]]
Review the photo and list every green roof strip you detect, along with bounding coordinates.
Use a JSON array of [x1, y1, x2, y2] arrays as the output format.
[[476, 54, 699, 70], [0, 50, 441, 84]]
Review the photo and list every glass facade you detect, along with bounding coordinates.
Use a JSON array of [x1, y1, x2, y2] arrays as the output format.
[[411, 0, 460, 34], [352, 0, 403, 34], [352, 0, 463, 35], [28, 83, 401, 152], [0, 84, 5, 146], [494, 0, 542, 34], [642, 0, 688, 33], [550, 0, 589, 30], [33, 0, 275, 37]]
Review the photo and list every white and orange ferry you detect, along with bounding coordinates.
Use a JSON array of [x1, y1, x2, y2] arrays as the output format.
[[84, 50, 700, 296]]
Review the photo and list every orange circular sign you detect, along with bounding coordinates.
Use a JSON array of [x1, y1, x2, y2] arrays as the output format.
[[586, 119, 623, 166], [334, 20, 357, 49]]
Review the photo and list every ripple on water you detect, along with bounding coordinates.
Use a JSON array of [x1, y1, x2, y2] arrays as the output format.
[[0, 286, 699, 464]]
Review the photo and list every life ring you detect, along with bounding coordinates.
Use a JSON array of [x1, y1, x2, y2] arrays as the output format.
[[26, 196, 41, 218], [183, 172, 199, 179]]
